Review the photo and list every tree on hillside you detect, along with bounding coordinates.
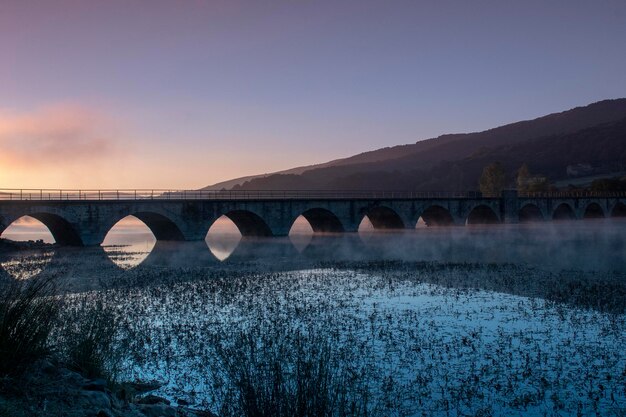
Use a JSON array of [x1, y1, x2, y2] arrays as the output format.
[[529, 177, 551, 192], [479, 162, 506, 197], [516, 163, 552, 192], [516, 163, 530, 191], [590, 177, 626, 191]]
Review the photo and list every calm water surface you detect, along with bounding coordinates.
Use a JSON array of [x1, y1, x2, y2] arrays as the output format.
[[1, 219, 626, 416]]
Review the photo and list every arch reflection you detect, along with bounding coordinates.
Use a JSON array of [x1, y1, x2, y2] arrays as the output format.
[[102, 215, 156, 269]]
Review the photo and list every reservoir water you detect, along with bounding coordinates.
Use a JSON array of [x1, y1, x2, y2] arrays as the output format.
[[1, 219, 625, 416]]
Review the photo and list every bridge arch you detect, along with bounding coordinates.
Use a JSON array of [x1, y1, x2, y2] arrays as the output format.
[[0, 214, 7, 236], [2, 212, 82, 246], [223, 210, 272, 237], [361, 206, 405, 229], [129, 212, 186, 241], [552, 203, 576, 221], [582, 202, 605, 219], [519, 204, 544, 223], [611, 202, 626, 217], [466, 205, 500, 225], [418, 205, 454, 227], [0, 215, 53, 244], [297, 208, 344, 233]]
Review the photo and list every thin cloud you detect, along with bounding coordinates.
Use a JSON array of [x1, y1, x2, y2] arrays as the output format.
[[0, 105, 117, 167]]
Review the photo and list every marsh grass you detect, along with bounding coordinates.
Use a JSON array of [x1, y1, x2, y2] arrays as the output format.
[[0, 260, 125, 382], [3, 246, 626, 416], [350, 260, 626, 314], [105, 266, 625, 416], [211, 325, 370, 417], [0, 276, 59, 376], [57, 299, 124, 381]]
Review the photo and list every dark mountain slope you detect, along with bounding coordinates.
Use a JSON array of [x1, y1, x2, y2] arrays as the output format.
[[207, 98, 626, 191], [325, 116, 626, 191], [332, 97, 626, 173]]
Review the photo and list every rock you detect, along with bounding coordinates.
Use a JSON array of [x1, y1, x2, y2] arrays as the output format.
[[185, 409, 219, 417], [83, 378, 108, 392], [176, 398, 190, 406], [137, 404, 177, 417], [116, 386, 133, 403], [108, 392, 124, 411], [127, 380, 163, 393], [59, 368, 88, 387], [80, 390, 111, 410], [137, 394, 170, 406], [116, 380, 162, 404], [40, 359, 57, 375], [122, 404, 147, 417]]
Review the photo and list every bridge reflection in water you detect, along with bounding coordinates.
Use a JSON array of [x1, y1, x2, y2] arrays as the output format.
[[1, 220, 625, 286]]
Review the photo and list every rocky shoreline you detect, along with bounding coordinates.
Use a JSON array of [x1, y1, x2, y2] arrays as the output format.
[[0, 360, 215, 417]]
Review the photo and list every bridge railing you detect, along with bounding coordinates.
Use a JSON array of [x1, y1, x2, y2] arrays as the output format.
[[518, 190, 626, 198], [0, 189, 485, 201], [2, 189, 625, 201]]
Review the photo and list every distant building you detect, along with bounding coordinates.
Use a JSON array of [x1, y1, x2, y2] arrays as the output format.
[[518, 175, 550, 191], [566, 163, 593, 177], [566, 162, 626, 178]]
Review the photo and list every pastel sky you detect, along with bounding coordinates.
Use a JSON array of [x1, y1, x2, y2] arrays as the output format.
[[1, 0, 625, 189]]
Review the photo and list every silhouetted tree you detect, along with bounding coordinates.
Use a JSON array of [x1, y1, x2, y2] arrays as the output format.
[[479, 162, 506, 197], [516, 163, 530, 191], [527, 176, 551, 192], [590, 177, 626, 191]]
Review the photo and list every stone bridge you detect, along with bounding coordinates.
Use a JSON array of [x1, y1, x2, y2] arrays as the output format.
[[0, 190, 625, 246]]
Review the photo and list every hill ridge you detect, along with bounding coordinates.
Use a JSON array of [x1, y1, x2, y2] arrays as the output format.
[[203, 98, 626, 191]]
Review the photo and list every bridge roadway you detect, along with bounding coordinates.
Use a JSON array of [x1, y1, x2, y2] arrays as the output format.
[[0, 189, 625, 246]]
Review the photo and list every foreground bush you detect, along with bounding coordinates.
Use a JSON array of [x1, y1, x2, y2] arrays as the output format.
[[0, 277, 59, 376]]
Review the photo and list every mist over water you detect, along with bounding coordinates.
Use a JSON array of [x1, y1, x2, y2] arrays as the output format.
[[2, 217, 625, 273], [354, 220, 626, 272]]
